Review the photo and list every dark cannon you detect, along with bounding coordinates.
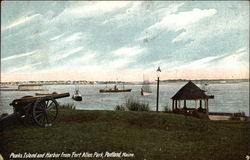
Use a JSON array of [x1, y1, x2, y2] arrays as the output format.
[[0, 92, 70, 128]]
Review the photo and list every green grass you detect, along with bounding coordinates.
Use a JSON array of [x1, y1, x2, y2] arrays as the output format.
[[0, 109, 249, 160], [125, 98, 149, 111], [59, 103, 76, 110], [114, 104, 126, 111], [1, 113, 9, 118], [163, 103, 172, 113], [115, 98, 150, 112]]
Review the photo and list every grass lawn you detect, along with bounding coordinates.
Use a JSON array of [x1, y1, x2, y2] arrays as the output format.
[[0, 109, 249, 160]]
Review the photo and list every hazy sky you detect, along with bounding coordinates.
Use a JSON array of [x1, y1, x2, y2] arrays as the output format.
[[1, 1, 249, 82]]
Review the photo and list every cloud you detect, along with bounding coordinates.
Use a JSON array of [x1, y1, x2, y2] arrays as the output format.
[[161, 3, 185, 15], [29, 30, 50, 40], [113, 46, 146, 57], [50, 34, 64, 41], [137, 8, 217, 41], [52, 1, 132, 23], [171, 47, 248, 73], [1, 2, 248, 81], [102, 2, 142, 24], [64, 32, 83, 42], [104, 46, 147, 69], [8, 62, 42, 73], [1, 14, 42, 31], [73, 53, 96, 64], [171, 5, 248, 43], [172, 54, 223, 70], [59, 47, 84, 60], [236, 47, 247, 53], [108, 58, 135, 69], [1, 50, 40, 62], [219, 49, 248, 66], [39, 51, 98, 72], [82, 54, 96, 62]]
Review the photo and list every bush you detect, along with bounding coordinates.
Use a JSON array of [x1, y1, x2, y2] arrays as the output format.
[[192, 110, 209, 120], [114, 105, 126, 111], [59, 103, 76, 110], [1, 113, 8, 118], [230, 112, 246, 121], [233, 112, 245, 117], [163, 103, 172, 113], [125, 98, 150, 112]]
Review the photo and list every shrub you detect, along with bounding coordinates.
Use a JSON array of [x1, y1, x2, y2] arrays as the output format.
[[1, 113, 8, 118], [192, 110, 209, 120], [114, 105, 126, 111], [230, 112, 246, 121], [163, 103, 172, 113], [125, 98, 150, 112], [233, 112, 245, 117], [59, 103, 76, 110]]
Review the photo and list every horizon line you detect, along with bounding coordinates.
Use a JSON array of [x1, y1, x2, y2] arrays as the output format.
[[1, 78, 249, 83]]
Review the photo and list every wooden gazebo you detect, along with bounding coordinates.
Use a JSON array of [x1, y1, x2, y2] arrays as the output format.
[[171, 81, 214, 114]]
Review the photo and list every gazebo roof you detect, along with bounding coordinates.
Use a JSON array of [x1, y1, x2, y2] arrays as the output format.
[[171, 81, 209, 100]]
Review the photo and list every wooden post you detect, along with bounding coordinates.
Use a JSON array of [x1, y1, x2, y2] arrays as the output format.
[[184, 100, 186, 108], [175, 100, 177, 110], [156, 77, 159, 112], [203, 99, 207, 113], [200, 100, 202, 108], [172, 99, 174, 111], [206, 99, 209, 113]]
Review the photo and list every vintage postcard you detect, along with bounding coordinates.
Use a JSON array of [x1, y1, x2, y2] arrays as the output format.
[[0, 1, 249, 160]]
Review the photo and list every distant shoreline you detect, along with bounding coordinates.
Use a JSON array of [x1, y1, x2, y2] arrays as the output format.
[[0, 79, 249, 86]]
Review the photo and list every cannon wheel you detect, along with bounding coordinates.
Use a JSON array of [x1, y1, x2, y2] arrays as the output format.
[[33, 96, 59, 127]]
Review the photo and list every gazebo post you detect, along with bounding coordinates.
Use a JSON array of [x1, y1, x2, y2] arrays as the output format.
[[200, 100, 202, 108], [172, 99, 174, 111], [205, 99, 209, 114], [178, 100, 181, 108], [175, 99, 177, 109], [174, 100, 176, 110], [206, 99, 208, 114], [184, 100, 186, 109]]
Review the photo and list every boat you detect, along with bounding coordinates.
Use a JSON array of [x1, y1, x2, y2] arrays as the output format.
[[72, 86, 82, 101], [0, 86, 9, 88], [99, 83, 132, 93], [0, 84, 48, 91], [141, 75, 152, 96], [18, 84, 45, 91]]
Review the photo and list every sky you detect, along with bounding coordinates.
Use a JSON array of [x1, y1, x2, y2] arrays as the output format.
[[1, 1, 249, 82]]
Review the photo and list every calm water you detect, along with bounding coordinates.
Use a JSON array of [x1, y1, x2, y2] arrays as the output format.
[[0, 82, 249, 116]]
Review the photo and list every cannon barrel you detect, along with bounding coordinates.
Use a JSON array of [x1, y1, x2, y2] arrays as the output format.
[[10, 92, 70, 106]]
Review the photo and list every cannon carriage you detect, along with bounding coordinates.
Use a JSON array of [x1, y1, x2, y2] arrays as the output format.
[[1, 92, 70, 127]]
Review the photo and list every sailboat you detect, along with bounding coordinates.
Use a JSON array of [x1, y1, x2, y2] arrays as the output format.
[[72, 85, 82, 101], [99, 83, 132, 93], [141, 75, 152, 96]]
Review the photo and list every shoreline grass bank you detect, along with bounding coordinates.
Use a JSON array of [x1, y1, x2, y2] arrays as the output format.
[[0, 109, 249, 160]]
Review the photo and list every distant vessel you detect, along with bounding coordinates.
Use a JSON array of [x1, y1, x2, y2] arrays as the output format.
[[0, 84, 47, 91], [0, 85, 9, 88], [72, 86, 82, 101], [18, 84, 44, 91], [141, 75, 152, 96], [99, 83, 132, 93]]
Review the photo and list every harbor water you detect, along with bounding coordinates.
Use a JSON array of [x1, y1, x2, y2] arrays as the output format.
[[0, 82, 249, 116]]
